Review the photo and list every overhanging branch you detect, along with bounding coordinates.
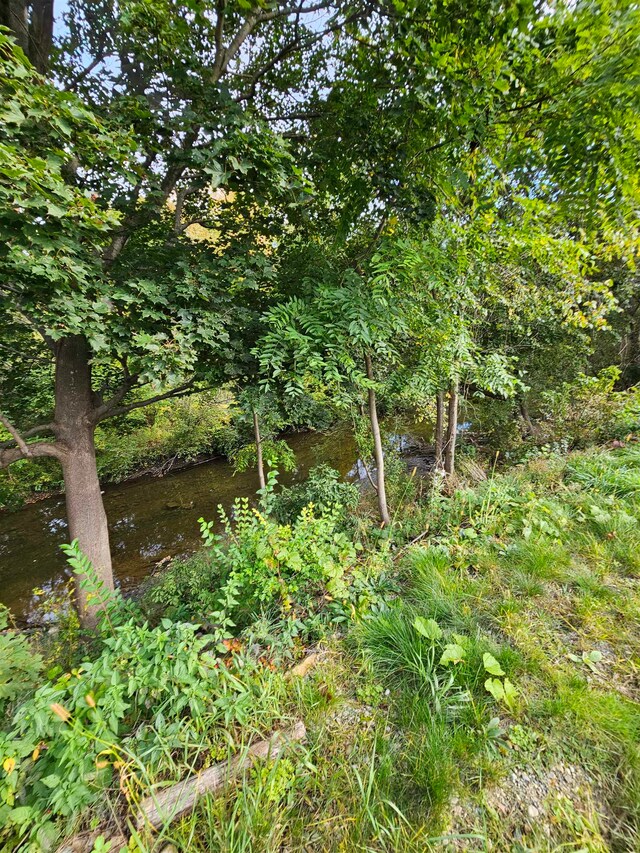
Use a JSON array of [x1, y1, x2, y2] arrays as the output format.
[[0, 411, 63, 468], [95, 380, 216, 422], [0, 412, 30, 456], [0, 442, 63, 468], [0, 421, 56, 450]]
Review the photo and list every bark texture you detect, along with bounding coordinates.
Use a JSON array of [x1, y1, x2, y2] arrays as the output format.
[[55, 336, 114, 627], [365, 353, 391, 526]]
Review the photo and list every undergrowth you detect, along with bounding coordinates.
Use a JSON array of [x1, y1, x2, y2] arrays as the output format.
[[1, 443, 639, 851]]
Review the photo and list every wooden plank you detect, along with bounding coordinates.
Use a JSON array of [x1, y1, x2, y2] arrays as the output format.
[[136, 720, 307, 830]]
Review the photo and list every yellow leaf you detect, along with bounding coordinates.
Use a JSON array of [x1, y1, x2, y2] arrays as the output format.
[[3, 757, 16, 774]]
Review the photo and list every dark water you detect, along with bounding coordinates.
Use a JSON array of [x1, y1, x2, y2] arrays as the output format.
[[0, 420, 433, 623]]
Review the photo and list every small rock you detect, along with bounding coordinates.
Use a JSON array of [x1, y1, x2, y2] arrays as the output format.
[[528, 804, 540, 819]]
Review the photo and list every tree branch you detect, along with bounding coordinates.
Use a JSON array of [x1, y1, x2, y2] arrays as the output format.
[[0, 441, 64, 468], [0, 411, 63, 467], [92, 374, 140, 423], [0, 412, 30, 456], [211, 0, 227, 81], [95, 381, 210, 422], [0, 421, 56, 450], [215, 0, 332, 82], [65, 49, 109, 92]]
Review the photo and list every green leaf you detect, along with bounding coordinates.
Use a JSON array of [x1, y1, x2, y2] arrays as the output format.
[[484, 677, 505, 703], [440, 643, 466, 665], [8, 806, 33, 824], [503, 678, 518, 710], [483, 653, 505, 676], [413, 616, 442, 641]]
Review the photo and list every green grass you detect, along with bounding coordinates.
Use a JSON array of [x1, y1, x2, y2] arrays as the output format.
[[163, 444, 640, 852], [6, 442, 640, 852]]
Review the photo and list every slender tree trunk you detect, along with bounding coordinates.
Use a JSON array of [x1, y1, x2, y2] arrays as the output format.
[[444, 380, 458, 476], [252, 407, 266, 491], [55, 336, 114, 628], [364, 353, 391, 526], [518, 395, 539, 438], [434, 391, 445, 471]]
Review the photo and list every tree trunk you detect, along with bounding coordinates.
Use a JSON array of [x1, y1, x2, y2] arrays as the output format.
[[434, 391, 445, 470], [29, 0, 54, 73], [364, 353, 391, 526], [518, 395, 539, 438], [444, 380, 458, 476], [0, 1, 29, 55], [0, 0, 54, 72], [55, 336, 114, 628], [252, 407, 266, 491]]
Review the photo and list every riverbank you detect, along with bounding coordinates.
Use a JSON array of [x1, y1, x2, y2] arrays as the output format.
[[0, 420, 435, 623], [0, 391, 238, 512], [1, 441, 638, 851]]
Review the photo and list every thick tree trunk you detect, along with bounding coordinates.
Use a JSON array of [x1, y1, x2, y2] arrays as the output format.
[[55, 336, 114, 628], [364, 353, 391, 526], [0, 1, 29, 54], [0, 0, 54, 72], [444, 380, 458, 476], [29, 0, 54, 73], [434, 391, 445, 471], [252, 407, 266, 491]]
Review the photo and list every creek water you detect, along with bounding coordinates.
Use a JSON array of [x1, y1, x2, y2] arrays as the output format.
[[0, 419, 434, 623]]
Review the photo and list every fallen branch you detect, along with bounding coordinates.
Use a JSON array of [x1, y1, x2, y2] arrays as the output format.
[[286, 651, 326, 679], [136, 720, 306, 830]]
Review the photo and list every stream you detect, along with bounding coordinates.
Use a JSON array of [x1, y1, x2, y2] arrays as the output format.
[[0, 420, 434, 623]]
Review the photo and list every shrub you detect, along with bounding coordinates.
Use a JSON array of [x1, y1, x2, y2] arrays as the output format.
[[149, 497, 359, 638], [233, 439, 297, 479], [0, 607, 43, 719], [0, 618, 286, 850], [270, 464, 359, 526], [538, 368, 638, 447]]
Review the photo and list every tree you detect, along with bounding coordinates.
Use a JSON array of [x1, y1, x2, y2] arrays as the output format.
[[0, 0, 368, 626], [258, 250, 416, 525]]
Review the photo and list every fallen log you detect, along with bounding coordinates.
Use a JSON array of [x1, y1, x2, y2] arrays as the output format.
[[136, 720, 306, 830]]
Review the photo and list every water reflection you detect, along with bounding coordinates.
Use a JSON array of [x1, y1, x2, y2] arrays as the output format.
[[0, 419, 434, 622]]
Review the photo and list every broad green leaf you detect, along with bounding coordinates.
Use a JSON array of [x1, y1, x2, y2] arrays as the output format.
[[413, 616, 442, 641], [440, 643, 466, 665], [484, 677, 505, 703], [483, 653, 505, 676], [502, 679, 518, 710]]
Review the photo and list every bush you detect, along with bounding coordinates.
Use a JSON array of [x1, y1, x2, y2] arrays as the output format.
[[0, 617, 286, 850], [270, 464, 359, 526], [148, 496, 359, 637], [538, 368, 639, 447], [0, 607, 43, 719], [95, 390, 233, 481]]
